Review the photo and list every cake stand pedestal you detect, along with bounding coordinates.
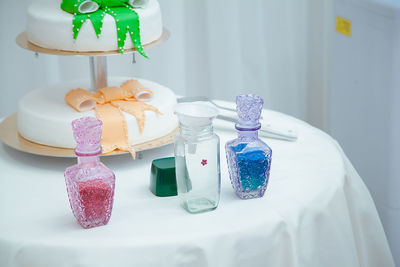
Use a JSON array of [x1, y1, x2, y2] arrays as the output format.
[[0, 29, 177, 157], [90, 56, 108, 90]]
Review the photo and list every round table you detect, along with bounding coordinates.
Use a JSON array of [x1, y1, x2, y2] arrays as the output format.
[[0, 103, 394, 267]]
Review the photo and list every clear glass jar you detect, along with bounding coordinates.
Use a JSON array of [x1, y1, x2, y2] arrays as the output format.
[[174, 103, 221, 213]]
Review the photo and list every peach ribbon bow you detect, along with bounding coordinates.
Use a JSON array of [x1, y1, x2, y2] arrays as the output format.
[[65, 80, 162, 158]]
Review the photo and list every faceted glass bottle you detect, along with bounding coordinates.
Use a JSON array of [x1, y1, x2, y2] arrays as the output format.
[[64, 117, 115, 228], [225, 94, 272, 199], [174, 103, 221, 213]]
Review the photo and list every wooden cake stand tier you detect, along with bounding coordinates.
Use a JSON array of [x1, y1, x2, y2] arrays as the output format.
[[16, 29, 170, 56], [0, 114, 178, 158]]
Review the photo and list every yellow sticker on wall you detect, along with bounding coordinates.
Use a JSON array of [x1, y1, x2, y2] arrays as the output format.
[[336, 16, 351, 36]]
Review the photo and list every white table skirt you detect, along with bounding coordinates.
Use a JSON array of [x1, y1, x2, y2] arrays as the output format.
[[0, 105, 394, 267]]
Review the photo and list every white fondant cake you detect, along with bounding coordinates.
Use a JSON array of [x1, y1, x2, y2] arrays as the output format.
[[18, 77, 178, 149], [26, 0, 163, 52]]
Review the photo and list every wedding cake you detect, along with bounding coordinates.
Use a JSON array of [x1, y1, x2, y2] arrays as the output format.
[[18, 0, 178, 157], [26, 0, 163, 53]]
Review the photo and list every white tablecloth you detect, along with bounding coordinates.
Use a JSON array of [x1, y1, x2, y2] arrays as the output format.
[[0, 106, 394, 267]]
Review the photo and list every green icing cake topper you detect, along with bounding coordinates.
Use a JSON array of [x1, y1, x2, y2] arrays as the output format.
[[61, 0, 149, 57]]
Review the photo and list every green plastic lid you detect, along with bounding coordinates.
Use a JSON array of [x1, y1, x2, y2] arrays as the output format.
[[150, 157, 177, 197]]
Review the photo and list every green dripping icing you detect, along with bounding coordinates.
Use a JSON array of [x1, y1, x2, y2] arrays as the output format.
[[73, 14, 88, 40], [73, 10, 105, 39], [72, 5, 148, 58], [100, 0, 128, 7], [106, 6, 148, 57]]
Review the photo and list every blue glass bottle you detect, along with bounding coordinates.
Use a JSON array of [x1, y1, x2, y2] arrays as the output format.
[[225, 94, 272, 199]]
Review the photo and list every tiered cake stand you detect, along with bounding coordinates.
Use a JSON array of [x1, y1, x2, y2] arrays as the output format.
[[0, 29, 178, 157]]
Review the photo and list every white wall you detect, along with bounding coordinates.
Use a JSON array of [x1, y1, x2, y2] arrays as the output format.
[[323, 0, 400, 263], [0, 0, 58, 118], [389, 15, 400, 265]]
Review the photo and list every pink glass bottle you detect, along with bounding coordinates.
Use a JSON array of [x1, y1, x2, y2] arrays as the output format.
[[64, 117, 115, 229]]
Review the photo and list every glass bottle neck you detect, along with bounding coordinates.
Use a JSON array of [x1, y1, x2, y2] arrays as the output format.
[[78, 155, 100, 164], [179, 123, 213, 140], [237, 130, 258, 140]]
